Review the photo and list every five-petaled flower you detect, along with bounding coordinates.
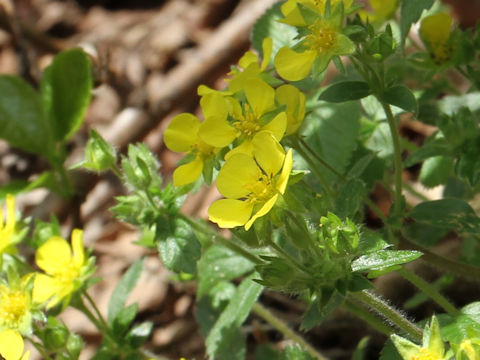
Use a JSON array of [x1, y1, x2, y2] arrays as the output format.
[[33, 229, 94, 309], [420, 12, 453, 65], [0, 276, 33, 334], [0, 329, 30, 360], [199, 78, 287, 158], [208, 131, 293, 230], [274, 1, 355, 81]]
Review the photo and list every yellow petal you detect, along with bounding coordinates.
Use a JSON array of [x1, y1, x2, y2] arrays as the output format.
[[280, 0, 308, 26], [71, 229, 85, 269], [253, 132, 285, 176], [244, 78, 275, 119], [36, 236, 72, 274], [32, 273, 57, 304], [274, 47, 316, 81], [260, 37, 273, 71], [261, 112, 287, 141], [173, 156, 204, 187], [216, 154, 260, 199], [225, 139, 254, 159], [208, 199, 254, 228], [238, 51, 258, 69], [164, 114, 201, 152], [0, 329, 24, 360], [5, 194, 16, 230], [20, 351, 30, 360], [245, 195, 278, 230], [198, 116, 238, 148], [200, 93, 229, 120], [277, 149, 293, 194], [420, 12, 452, 45], [276, 84, 306, 135]]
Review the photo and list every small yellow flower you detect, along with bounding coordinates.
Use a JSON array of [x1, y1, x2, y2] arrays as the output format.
[[0, 329, 30, 360], [420, 12, 453, 65], [33, 229, 94, 309], [0, 274, 34, 335], [274, 2, 355, 81], [280, 0, 353, 27], [392, 316, 449, 360], [275, 84, 306, 135], [164, 91, 225, 186], [359, 0, 398, 24], [199, 78, 287, 158], [0, 195, 20, 256], [208, 131, 293, 230]]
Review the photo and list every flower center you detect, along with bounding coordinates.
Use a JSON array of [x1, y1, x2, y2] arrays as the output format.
[[430, 42, 451, 65], [411, 348, 440, 360], [233, 104, 261, 137], [53, 262, 80, 287], [0, 290, 27, 326], [306, 20, 337, 53], [246, 174, 277, 203], [195, 139, 217, 158]]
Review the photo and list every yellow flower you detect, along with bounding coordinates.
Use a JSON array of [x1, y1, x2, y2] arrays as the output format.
[[0, 195, 20, 256], [359, 0, 398, 24], [199, 78, 287, 158], [392, 316, 449, 360], [208, 131, 293, 230], [164, 94, 222, 186], [280, 0, 353, 27], [0, 277, 33, 334], [33, 229, 94, 309], [419, 12, 453, 65], [274, 2, 355, 81], [0, 329, 30, 360]]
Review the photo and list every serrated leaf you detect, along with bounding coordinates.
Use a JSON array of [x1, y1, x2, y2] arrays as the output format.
[[405, 138, 452, 167], [157, 219, 201, 275], [365, 122, 394, 163], [41, 48, 92, 141], [301, 292, 344, 330], [197, 245, 255, 298], [442, 302, 480, 345], [302, 101, 361, 184], [319, 81, 371, 103], [125, 321, 153, 348], [206, 275, 263, 360], [251, 2, 298, 61], [400, 0, 435, 44], [351, 250, 422, 272], [381, 85, 417, 113], [335, 178, 366, 219], [410, 199, 480, 233], [0, 76, 52, 157], [107, 258, 144, 325]]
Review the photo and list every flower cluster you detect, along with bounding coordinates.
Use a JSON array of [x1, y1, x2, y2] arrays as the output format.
[[0, 196, 95, 359]]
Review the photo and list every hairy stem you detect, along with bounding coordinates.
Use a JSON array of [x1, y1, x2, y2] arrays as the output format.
[[252, 303, 327, 360]]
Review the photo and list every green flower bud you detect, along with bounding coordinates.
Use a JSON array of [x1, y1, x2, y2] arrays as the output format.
[[44, 327, 69, 350], [82, 129, 117, 172]]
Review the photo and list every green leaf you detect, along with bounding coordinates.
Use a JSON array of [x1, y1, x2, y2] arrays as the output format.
[[318, 81, 371, 103], [157, 218, 201, 274], [41, 48, 92, 141], [365, 122, 394, 164], [251, 2, 298, 61], [301, 292, 344, 330], [335, 178, 366, 219], [125, 321, 153, 348], [442, 302, 480, 345], [107, 258, 144, 324], [379, 338, 403, 360], [112, 303, 138, 336], [206, 275, 263, 360], [281, 346, 316, 360], [456, 138, 480, 187], [400, 0, 435, 44], [381, 85, 417, 113], [419, 156, 454, 188], [197, 245, 255, 298], [351, 250, 423, 272], [302, 101, 361, 184], [405, 138, 452, 167], [410, 199, 480, 233], [0, 171, 56, 197], [0, 76, 52, 157]]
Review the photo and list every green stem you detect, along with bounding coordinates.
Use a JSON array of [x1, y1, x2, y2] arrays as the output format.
[[52, 160, 73, 198], [25, 336, 53, 360], [399, 237, 480, 282], [180, 214, 264, 265], [293, 142, 334, 206], [381, 103, 404, 217], [343, 298, 394, 337], [397, 267, 458, 316], [296, 136, 346, 180], [252, 303, 327, 360], [85, 291, 110, 329], [352, 290, 423, 343]]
